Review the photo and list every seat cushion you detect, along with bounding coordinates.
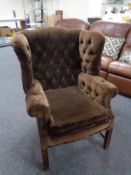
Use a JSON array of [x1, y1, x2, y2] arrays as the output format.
[[46, 86, 109, 136]]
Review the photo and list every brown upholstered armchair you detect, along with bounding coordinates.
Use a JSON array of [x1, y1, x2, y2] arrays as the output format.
[[12, 27, 117, 171]]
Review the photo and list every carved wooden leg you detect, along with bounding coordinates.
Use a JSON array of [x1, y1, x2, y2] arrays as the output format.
[[103, 128, 113, 149], [42, 149, 49, 171]]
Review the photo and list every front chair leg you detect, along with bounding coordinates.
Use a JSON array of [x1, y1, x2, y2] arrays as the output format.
[[103, 128, 113, 149], [41, 149, 49, 171]]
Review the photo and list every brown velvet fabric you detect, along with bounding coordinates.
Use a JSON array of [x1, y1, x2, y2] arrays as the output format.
[[22, 27, 81, 90], [78, 73, 117, 108], [79, 31, 105, 75], [25, 80, 50, 118], [11, 33, 33, 93], [46, 86, 109, 136], [12, 27, 117, 135]]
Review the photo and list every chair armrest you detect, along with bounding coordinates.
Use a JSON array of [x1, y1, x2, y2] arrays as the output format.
[[25, 80, 50, 121], [78, 73, 118, 108]]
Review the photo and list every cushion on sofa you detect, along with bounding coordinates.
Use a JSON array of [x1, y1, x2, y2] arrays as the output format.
[[108, 61, 131, 79], [120, 51, 131, 64], [102, 36, 125, 60]]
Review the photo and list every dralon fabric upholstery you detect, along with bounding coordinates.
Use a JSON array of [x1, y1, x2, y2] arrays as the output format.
[[11, 24, 119, 171], [46, 86, 108, 136], [79, 31, 105, 75], [12, 27, 117, 135], [22, 28, 81, 90], [78, 73, 117, 108]]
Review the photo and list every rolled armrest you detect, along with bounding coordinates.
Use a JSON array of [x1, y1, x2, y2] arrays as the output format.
[[78, 73, 118, 108], [25, 80, 50, 120]]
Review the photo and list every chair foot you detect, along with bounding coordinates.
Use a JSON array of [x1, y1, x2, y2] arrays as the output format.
[[42, 149, 49, 171], [103, 129, 113, 149]]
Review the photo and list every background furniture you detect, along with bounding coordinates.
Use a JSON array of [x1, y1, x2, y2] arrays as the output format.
[[90, 21, 131, 96], [56, 19, 131, 97], [87, 17, 102, 24], [12, 27, 117, 170], [0, 18, 26, 29], [56, 18, 90, 29]]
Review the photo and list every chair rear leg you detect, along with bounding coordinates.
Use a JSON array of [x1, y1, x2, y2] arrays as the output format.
[[103, 128, 113, 149]]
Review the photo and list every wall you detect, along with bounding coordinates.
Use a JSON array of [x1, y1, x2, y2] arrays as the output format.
[[53, 0, 102, 21], [102, 4, 123, 15], [0, 0, 33, 28], [101, 0, 130, 15]]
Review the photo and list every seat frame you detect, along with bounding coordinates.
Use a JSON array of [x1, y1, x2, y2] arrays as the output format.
[[37, 115, 114, 170]]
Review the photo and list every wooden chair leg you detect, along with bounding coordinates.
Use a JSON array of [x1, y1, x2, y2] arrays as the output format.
[[36, 118, 49, 170], [41, 149, 49, 171], [103, 128, 113, 149]]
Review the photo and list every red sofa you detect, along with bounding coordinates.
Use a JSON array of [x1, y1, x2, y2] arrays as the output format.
[[56, 19, 131, 96]]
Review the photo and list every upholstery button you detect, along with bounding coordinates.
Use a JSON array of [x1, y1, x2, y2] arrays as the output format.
[[79, 38, 83, 43], [83, 49, 86, 54], [82, 65, 87, 73], [88, 49, 94, 55], [81, 81, 85, 88], [101, 79, 105, 82], [87, 39, 91, 44], [85, 59, 89, 64]]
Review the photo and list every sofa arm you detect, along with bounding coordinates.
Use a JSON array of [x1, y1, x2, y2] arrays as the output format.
[[78, 73, 118, 108], [25, 80, 51, 121]]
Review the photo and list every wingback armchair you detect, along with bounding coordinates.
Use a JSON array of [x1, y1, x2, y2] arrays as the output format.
[[12, 27, 117, 171]]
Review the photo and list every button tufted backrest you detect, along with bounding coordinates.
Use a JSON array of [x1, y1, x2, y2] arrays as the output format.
[[79, 31, 105, 75], [12, 27, 105, 93], [22, 27, 81, 90]]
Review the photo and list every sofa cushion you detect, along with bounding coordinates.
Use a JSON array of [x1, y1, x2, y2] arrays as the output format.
[[101, 56, 113, 71], [120, 51, 131, 64], [46, 86, 108, 136], [120, 28, 131, 56], [102, 36, 125, 60], [108, 61, 131, 79], [107, 74, 131, 96]]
